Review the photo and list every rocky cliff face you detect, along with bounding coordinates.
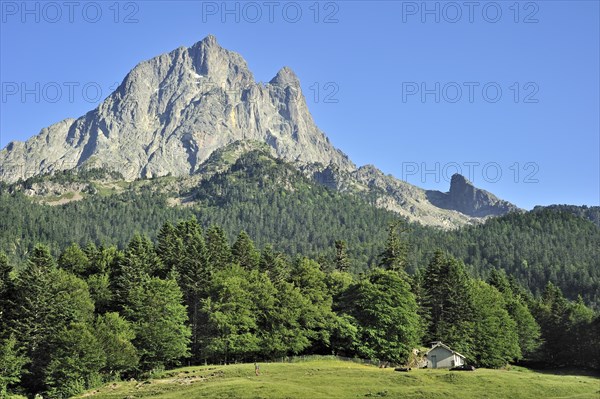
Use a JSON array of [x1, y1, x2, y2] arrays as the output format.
[[0, 35, 353, 182], [426, 174, 519, 217], [302, 163, 478, 228], [0, 35, 519, 228]]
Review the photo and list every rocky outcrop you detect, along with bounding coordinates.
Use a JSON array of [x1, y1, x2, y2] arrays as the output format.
[[0, 35, 353, 182], [0, 35, 519, 228], [426, 174, 519, 217], [299, 163, 485, 228]]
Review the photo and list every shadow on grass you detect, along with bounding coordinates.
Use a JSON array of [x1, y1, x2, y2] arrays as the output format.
[[530, 368, 600, 378]]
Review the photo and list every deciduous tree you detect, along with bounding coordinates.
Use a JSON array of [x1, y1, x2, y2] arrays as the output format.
[[124, 276, 190, 370]]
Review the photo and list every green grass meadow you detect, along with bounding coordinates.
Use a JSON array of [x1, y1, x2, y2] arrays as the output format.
[[78, 359, 600, 399]]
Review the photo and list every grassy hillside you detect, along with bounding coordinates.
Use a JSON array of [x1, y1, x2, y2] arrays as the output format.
[[79, 359, 599, 399]]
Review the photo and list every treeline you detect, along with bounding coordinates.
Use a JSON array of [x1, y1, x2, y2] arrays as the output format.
[[1, 154, 598, 309], [416, 208, 600, 308], [0, 155, 397, 268], [533, 204, 600, 227], [1, 219, 597, 398]]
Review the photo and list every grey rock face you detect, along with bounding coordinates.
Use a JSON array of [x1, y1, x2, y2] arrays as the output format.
[[426, 174, 519, 217], [0, 35, 519, 228], [0, 35, 353, 182]]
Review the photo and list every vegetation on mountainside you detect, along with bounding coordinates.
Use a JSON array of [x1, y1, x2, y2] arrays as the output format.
[[1, 153, 598, 307], [1, 216, 598, 397]]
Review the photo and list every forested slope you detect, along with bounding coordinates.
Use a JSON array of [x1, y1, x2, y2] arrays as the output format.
[[0, 152, 598, 307]]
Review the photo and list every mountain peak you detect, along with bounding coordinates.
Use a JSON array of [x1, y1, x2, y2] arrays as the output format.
[[426, 174, 519, 217], [0, 37, 518, 228], [270, 66, 300, 87], [201, 34, 218, 46], [186, 35, 253, 86], [449, 173, 472, 192], [190, 34, 220, 50], [0, 36, 352, 182]]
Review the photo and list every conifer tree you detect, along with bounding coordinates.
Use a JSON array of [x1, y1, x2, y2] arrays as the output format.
[[205, 225, 232, 270], [334, 240, 351, 272], [156, 221, 184, 275], [379, 220, 409, 272], [0, 252, 13, 337], [174, 220, 210, 362], [11, 246, 96, 394], [111, 234, 161, 309], [58, 243, 90, 277], [422, 251, 475, 355], [232, 231, 260, 270], [259, 245, 288, 283], [0, 334, 27, 397], [10, 244, 58, 393]]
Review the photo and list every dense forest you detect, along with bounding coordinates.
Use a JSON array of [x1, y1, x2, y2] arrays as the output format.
[[0, 218, 597, 398], [1, 152, 598, 307]]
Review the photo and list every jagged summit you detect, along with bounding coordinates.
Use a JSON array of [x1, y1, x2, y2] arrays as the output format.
[[0, 35, 518, 228], [426, 173, 519, 218], [270, 66, 300, 87], [200, 34, 218, 46], [186, 34, 254, 86], [0, 35, 353, 182], [450, 173, 472, 188]]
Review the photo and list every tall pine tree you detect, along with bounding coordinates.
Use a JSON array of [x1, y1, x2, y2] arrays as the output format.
[[422, 251, 475, 355], [232, 231, 260, 270], [379, 221, 409, 272], [334, 240, 351, 272], [205, 225, 232, 270], [174, 219, 211, 363]]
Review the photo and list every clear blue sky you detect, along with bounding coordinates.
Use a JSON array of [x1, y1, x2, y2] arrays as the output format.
[[1, 0, 598, 209]]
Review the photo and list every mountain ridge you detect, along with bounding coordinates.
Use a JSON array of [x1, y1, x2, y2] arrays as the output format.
[[0, 35, 354, 180], [426, 174, 516, 218], [0, 35, 519, 227]]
